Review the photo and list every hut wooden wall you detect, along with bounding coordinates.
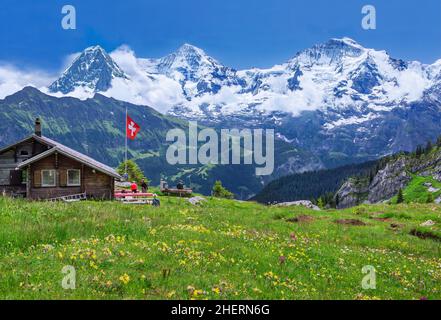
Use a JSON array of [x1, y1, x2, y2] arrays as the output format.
[[0, 150, 15, 186], [83, 166, 113, 200], [29, 154, 114, 200]]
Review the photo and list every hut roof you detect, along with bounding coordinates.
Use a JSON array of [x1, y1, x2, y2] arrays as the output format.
[[14, 134, 121, 180]]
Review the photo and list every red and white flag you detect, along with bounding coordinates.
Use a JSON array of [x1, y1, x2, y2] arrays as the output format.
[[126, 115, 140, 140]]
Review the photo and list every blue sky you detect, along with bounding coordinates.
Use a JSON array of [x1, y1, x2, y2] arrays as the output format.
[[0, 0, 440, 71]]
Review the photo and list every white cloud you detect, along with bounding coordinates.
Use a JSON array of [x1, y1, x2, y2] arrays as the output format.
[[180, 69, 327, 116], [105, 45, 185, 112], [258, 72, 326, 114], [370, 51, 429, 102], [0, 64, 55, 99]]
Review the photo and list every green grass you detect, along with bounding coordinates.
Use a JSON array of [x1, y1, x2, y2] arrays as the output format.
[[392, 174, 441, 204], [0, 196, 440, 300]]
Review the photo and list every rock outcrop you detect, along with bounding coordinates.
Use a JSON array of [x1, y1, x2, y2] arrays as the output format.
[[188, 196, 207, 205], [275, 200, 320, 211], [335, 179, 369, 209], [336, 149, 441, 208]]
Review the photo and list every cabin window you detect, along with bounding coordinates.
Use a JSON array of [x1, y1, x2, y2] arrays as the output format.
[[20, 150, 29, 156], [67, 169, 81, 186], [41, 170, 56, 187]]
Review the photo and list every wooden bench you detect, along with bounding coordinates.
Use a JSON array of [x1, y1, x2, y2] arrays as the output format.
[[114, 192, 159, 205], [160, 188, 193, 197]]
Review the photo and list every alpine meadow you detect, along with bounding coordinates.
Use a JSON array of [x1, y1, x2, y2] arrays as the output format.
[[0, 196, 440, 300]]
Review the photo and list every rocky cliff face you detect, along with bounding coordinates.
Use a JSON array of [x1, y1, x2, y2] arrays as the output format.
[[335, 178, 369, 209], [335, 148, 441, 208], [367, 157, 412, 204]]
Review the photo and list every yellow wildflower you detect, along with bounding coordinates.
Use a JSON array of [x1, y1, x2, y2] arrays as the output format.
[[119, 273, 130, 285], [212, 287, 221, 294]]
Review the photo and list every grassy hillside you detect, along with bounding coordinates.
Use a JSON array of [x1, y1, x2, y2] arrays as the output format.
[[391, 174, 441, 204], [0, 196, 440, 300]]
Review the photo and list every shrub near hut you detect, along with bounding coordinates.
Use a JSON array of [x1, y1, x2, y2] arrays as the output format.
[[117, 160, 146, 184]]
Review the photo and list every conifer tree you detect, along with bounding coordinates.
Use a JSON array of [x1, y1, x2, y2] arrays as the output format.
[[425, 140, 433, 154], [317, 197, 325, 209], [397, 189, 404, 204], [426, 193, 434, 204], [415, 145, 423, 158], [436, 136, 441, 147]]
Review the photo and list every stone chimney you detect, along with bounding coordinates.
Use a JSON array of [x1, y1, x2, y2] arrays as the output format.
[[35, 118, 42, 137]]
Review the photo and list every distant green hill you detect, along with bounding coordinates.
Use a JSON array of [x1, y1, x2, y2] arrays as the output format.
[[251, 160, 379, 204]]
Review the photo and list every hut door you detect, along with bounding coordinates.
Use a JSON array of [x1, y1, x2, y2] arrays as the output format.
[[9, 170, 22, 186]]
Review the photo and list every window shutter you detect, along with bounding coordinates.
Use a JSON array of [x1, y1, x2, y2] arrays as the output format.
[[33, 170, 41, 187], [59, 169, 67, 187]]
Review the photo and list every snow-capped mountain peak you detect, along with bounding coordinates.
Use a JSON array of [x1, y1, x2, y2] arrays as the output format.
[[84, 45, 106, 55], [49, 45, 128, 94], [153, 43, 240, 97], [428, 58, 441, 79], [157, 43, 227, 77], [289, 37, 366, 68], [176, 43, 207, 59], [332, 37, 365, 49]]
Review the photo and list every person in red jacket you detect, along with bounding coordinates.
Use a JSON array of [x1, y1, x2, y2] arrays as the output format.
[[130, 181, 138, 193]]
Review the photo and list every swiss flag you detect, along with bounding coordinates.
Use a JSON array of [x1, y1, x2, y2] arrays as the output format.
[[126, 115, 140, 140]]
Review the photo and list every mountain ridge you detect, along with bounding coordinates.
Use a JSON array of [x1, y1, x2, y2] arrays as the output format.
[[45, 38, 441, 109]]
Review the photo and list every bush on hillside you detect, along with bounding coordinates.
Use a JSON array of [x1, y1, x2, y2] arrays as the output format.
[[212, 181, 234, 199], [427, 193, 434, 203]]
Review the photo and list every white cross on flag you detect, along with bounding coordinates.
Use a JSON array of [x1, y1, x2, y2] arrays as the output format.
[[126, 115, 140, 140]]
